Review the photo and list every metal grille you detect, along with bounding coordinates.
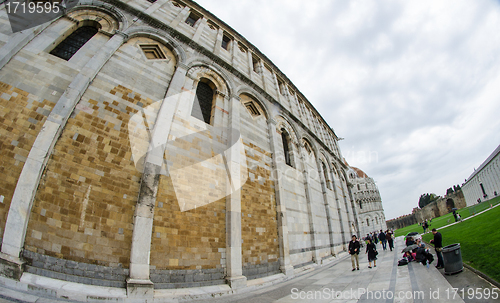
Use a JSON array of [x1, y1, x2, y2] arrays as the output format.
[[191, 82, 214, 124], [50, 26, 98, 61]]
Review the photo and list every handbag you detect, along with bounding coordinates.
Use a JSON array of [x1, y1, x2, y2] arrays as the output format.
[[375, 250, 378, 256]]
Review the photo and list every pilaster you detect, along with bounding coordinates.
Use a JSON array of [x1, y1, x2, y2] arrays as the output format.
[[1, 33, 126, 261], [301, 157, 321, 264], [225, 95, 247, 289], [169, 6, 190, 28], [127, 64, 188, 288], [316, 158, 336, 256], [0, 20, 53, 70], [267, 119, 294, 277]]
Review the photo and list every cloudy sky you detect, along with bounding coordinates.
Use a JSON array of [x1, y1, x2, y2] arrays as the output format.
[[195, 0, 500, 220]]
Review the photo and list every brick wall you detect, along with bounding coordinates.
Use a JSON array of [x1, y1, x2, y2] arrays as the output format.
[[24, 36, 176, 269]]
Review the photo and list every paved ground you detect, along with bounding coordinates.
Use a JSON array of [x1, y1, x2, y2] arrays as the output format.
[[188, 237, 499, 303], [0, 237, 499, 302]]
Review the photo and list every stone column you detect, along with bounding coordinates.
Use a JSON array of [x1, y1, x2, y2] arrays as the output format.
[[192, 17, 206, 43], [247, 50, 253, 77], [315, 158, 335, 256], [214, 28, 223, 56], [144, 0, 168, 15], [224, 95, 247, 289], [127, 63, 188, 297], [346, 183, 360, 238], [339, 173, 354, 238], [0, 21, 53, 70], [330, 170, 347, 249], [300, 150, 321, 264], [267, 119, 294, 276], [0, 32, 126, 279], [169, 6, 191, 28]]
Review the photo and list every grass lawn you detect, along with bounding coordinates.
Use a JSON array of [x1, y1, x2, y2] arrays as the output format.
[[394, 196, 500, 237], [422, 204, 500, 283]]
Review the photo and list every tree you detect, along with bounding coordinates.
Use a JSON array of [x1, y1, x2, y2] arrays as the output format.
[[418, 193, 440, 209]]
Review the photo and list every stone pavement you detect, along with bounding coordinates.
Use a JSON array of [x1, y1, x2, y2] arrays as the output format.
[[189, 237, 472, 303], [1, 237, 498, 302]]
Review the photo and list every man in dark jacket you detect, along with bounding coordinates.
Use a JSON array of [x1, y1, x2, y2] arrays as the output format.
[[430, 228, 444, 269], [349, 235, 360, 271], [378, 230, 387, 250]]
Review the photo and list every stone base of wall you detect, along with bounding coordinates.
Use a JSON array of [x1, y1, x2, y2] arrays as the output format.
[[0, 252, 25, 280], [22, 250, 128, 288], [150, 268, 225, 289], [242, 261, 280, 280]]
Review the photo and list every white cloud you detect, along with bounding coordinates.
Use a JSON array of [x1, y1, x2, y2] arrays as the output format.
[[195, 0, 500, 219]]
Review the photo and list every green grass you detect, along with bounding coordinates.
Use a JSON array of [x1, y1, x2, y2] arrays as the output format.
[[422, 204, 500, 283], [394, 196, 500, 237]]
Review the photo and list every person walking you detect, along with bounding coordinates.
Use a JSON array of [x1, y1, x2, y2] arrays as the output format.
[[378, 230, 387, 250], [348, 235, 360, 271], [386, 230, 394, 251], [430, 228, 444, 269], [366, 238, 377, 268], [373, 232, 379, 245]]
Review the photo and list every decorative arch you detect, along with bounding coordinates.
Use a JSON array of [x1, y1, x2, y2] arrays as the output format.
[[124, 28, 187, 65], [239, 93, 267, 119], [67, 6, 122, 34], [235, 87, 270, 119], [185, 57, 237, 95], [275, 115, 299, 146], [275, 115, 299, 168], [187, 64, 230, 97], [301, 137, 315, 160], [69, 1, 128, 30]]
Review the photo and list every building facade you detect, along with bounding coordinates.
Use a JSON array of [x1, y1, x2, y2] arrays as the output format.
[[0, 0, 372, 297], [347, 166, 387, 237], [462, 144, 500, 206]]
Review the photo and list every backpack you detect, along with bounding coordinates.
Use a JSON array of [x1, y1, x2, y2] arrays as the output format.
[[398, 259, 409, 266]]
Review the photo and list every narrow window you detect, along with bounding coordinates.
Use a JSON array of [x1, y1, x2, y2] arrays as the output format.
[[191, 80, 215, 124], [367, 218, 370, 226], [50, 26, 98, 61], [322, 163, 331, 190], [281, 130, 292, 167], [252, 55, 260, 73], [185, 12, 200, 27], [277, 79, 285, 95], [221, 35, 231, 50]]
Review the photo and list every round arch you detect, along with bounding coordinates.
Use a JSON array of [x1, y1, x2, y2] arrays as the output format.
[[235, 87, 271, 120], [124, 27, 187, 66]]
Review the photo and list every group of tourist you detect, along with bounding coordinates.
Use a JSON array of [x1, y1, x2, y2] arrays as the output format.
[[348, 228, 444, 271], [348, 229, 395, 271], [400, 229, 444, 269], [420, 219, 430, 233]]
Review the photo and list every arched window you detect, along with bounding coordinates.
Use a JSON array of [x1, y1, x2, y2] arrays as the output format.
[[191, 79, 215, 124], [50, 26, 99, 60], [281, 129, 293, 167], [322, 162, 331, 190]]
